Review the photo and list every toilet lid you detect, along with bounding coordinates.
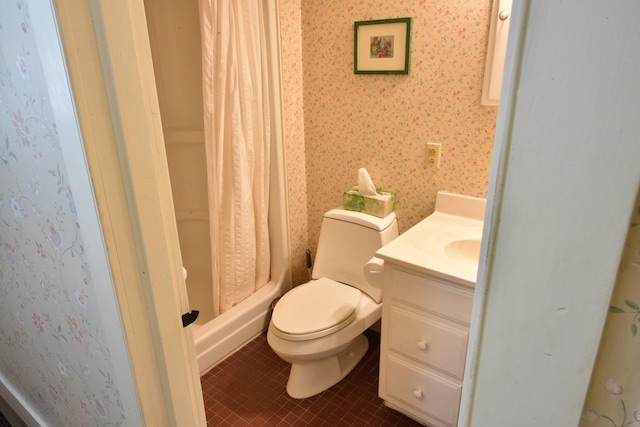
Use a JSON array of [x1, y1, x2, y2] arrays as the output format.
[[271, 278, 361, 341]]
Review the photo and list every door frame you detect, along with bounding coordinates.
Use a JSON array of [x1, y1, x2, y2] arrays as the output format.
[[54, 0, 205, 425], [459, 0, 640, 425]]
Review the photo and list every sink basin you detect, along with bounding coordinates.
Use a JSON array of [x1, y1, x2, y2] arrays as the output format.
[[376, 191, 486, 285], [444, 239, 482, 267]]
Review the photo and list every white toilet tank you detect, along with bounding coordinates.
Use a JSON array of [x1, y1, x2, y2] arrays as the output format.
[[311, 208, 398, 302]]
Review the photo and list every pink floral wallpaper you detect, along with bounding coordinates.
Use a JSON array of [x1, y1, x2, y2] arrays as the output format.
[[0, 2, 140, 425], [581, 191, 640, 426], [280, 0, 498, 283], [279, 0, 309, 286]]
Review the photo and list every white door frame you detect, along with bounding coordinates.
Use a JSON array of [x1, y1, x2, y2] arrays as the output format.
[[460, 0, 640, 425], [54, 0, 206, 425]]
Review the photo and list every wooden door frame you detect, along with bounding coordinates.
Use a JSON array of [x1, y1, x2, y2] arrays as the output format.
[[54, 0, 206, 425], [460, 0, 640, 425]]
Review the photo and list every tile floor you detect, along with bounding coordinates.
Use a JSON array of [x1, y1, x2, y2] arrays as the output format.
[[200, 329, 424, 426]]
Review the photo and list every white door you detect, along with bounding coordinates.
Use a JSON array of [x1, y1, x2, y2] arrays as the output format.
[[54, 0, 206, 425], [461, 0, 640, 425]]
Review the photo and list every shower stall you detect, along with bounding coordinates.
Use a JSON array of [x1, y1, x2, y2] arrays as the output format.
[[143, 0, 290, 373]]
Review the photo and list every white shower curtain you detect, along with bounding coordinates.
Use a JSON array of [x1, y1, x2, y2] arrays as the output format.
[[199, 0, 271, 315]]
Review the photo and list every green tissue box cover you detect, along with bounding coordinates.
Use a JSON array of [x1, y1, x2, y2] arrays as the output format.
[[342, 189, 396, 218]]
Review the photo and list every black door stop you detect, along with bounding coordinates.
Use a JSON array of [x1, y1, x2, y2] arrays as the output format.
[[182, 310, 199, 327]]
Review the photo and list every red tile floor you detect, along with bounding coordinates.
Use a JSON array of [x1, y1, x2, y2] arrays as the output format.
[[200, 329, 424, 426]]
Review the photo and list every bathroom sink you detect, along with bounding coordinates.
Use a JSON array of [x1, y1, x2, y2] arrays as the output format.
[[376, 191, 486, 286], [444, 239, 482, 268]]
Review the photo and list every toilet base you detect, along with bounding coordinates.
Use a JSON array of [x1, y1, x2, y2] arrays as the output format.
[[286, 334, 369, 399]]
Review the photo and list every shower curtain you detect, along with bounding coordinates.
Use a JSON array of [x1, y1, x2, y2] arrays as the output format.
[[199, 0, 271, 315]]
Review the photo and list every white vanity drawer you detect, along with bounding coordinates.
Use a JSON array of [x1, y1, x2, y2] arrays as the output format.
[[388, 306, 468, 379], [388, 268, 473, 325], [385, 355, 462, 427]]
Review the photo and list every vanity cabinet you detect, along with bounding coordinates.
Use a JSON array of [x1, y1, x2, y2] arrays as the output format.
[[372, 191, 485, 427], [378, 265, 474, 427]]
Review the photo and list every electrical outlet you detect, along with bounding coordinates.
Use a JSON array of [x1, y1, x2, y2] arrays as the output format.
[[426, 142, 441, 168]]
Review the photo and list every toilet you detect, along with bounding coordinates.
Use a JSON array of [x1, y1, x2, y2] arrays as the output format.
[[267, 208, 398, 398]]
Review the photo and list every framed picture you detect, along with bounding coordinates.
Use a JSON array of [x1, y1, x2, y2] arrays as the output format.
[[354, 17, 412, 74]]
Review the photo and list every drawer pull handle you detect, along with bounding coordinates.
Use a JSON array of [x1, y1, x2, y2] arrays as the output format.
[[413, 389, 423, 399], [416, 340, 428, 351]]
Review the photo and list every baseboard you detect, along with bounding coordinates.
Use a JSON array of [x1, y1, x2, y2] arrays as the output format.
[[0, 375, 45, 427], [0, 398, 25, 427]]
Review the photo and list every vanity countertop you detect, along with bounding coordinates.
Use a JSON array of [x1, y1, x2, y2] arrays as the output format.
[[376, 192, 485, 288]]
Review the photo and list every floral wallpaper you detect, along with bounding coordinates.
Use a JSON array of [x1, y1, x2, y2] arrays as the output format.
[[299, 0, 498, 263], [581, 190, 640, 427], [0, 1, 140, 426], [279, 0, 309, 286]]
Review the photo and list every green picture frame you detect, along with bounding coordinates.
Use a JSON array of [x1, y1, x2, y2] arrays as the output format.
[[354, 17, 412, 75]]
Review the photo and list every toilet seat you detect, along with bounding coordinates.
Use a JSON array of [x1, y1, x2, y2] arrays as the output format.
[[271, 278, 361, 342]]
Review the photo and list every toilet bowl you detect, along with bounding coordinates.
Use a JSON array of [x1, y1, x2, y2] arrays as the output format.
[[267, 208, 398, 399]]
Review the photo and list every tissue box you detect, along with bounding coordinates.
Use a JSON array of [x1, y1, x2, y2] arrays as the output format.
[[342, 189, 396, 218]]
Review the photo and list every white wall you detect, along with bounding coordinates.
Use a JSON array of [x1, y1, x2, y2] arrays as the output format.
[[463, 0, 640, 425]]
